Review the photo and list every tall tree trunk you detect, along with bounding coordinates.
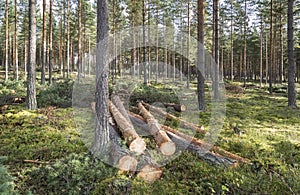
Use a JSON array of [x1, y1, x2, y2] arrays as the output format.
[[78, 0, 82, 81], [279, 0, 283, 84], [14, 0, 19, 81], [187, 0, 191, 89], [49, 0, 53, 85], [41, 0, 46, 84], [230, 0, 234, 81], [27, 0, 37, 110], [93, 0, 110, 156], [243, 0, 247, 87], [287, 0, 297, 108], [155, 0, 159, 83], [197, 0, 205, 111], [265, 31, 268, 85], [131, 0, 136, 79], [142, 0, 147, 84], [213, 0, 219, 99], [5, 0, 9, 82], [67, 0, 70, 78], [269, 0, 273, 94], [260, 16, 263, 88]]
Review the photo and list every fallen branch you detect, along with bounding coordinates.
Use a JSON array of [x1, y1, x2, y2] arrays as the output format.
[[142, 102, 206, 134], [138, 102, 176, 156], [109, 101, 146, 155], [23, 160, 51, 165]]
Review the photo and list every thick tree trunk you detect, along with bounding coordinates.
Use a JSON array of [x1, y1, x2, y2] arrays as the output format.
[[92, 0, 110, 156], [27, 0, 37, 110], [138, 102, 176, 156], [109, 101, 146, 155]]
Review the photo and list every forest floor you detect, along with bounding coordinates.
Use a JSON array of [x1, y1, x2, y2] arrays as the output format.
[[0, 75, 300, 194]]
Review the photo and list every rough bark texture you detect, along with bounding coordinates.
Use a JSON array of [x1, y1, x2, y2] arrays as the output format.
[[142, 102, 206, 134], [197, 0, 205, 111], [92, 0, 110, 156], [109, 101, 146, 155], [287, 0, 297, 108], [138, 102, 176, 156], [26, 0, 37, 110]]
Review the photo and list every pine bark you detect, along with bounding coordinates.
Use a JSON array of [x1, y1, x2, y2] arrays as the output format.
[[49, 0, 53, 85], [27, 0, 37, 110], [41, 0, 46, 84], [14, 0, 19, 81], [5, 0, 9, 82], [92, 0, 110, 156]]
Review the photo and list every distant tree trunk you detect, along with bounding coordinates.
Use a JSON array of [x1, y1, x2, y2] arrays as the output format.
[[93, 0, 110, 156], [131, 0, 136, 79], [287, 0, 297, 108], [269, 0, 273, 94], [260, 16, 263, 88], [279, 0, 283, 84], [78, 0, 82, 81], [67, 0, 70, 78], [197, 0, 205, 111], [49, 0, 53, 85], [265, 31, 268, 85], [27, 0, 37, 110], [243, 0, 247, 88], [5, 0, 9, 82], [41, 0, 46, 84], [14, 0, 19, 81], [230, 0, 234, 81], [187, 0, 191, 89], [155, 0, 159, 83], [142, 0, 147, 84], [213, 0, 219, 99]]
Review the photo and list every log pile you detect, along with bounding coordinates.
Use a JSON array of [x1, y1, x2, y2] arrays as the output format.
[[92, 96, 249, 182]]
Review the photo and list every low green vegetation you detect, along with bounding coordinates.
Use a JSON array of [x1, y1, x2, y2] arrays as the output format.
[[0, 79, 299, 194]]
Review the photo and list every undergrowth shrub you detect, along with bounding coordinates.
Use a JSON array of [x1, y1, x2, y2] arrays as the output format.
[[37, 80, 73, 108], [23, 153, 116, 194], [0, 156, 17, 194]]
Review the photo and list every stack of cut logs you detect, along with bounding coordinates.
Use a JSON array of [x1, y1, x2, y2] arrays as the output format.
[[92, 95, 250, 182]]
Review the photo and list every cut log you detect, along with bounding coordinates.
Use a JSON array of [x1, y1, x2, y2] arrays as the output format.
[[142, 102, 206, 134], [137, 102, 176, 156], [161, 125, 250, 164], [111, 95, 131, 122], [109, 101, 146, 155], [164, 103, 186, 112], [166, 131, 236, 167], [109, 125, 138, 172], [136, 153, 163, 183], [128, 112, 237, 167]]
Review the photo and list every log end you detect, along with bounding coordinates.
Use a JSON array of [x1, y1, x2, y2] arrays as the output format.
[[137, 165, 163, 183], [129, 137, 146, 155], [118, 155, 138, 172], [160, 141, 176, 156]]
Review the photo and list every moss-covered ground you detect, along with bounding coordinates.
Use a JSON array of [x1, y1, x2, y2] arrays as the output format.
[[0, 78, 299, 194]]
